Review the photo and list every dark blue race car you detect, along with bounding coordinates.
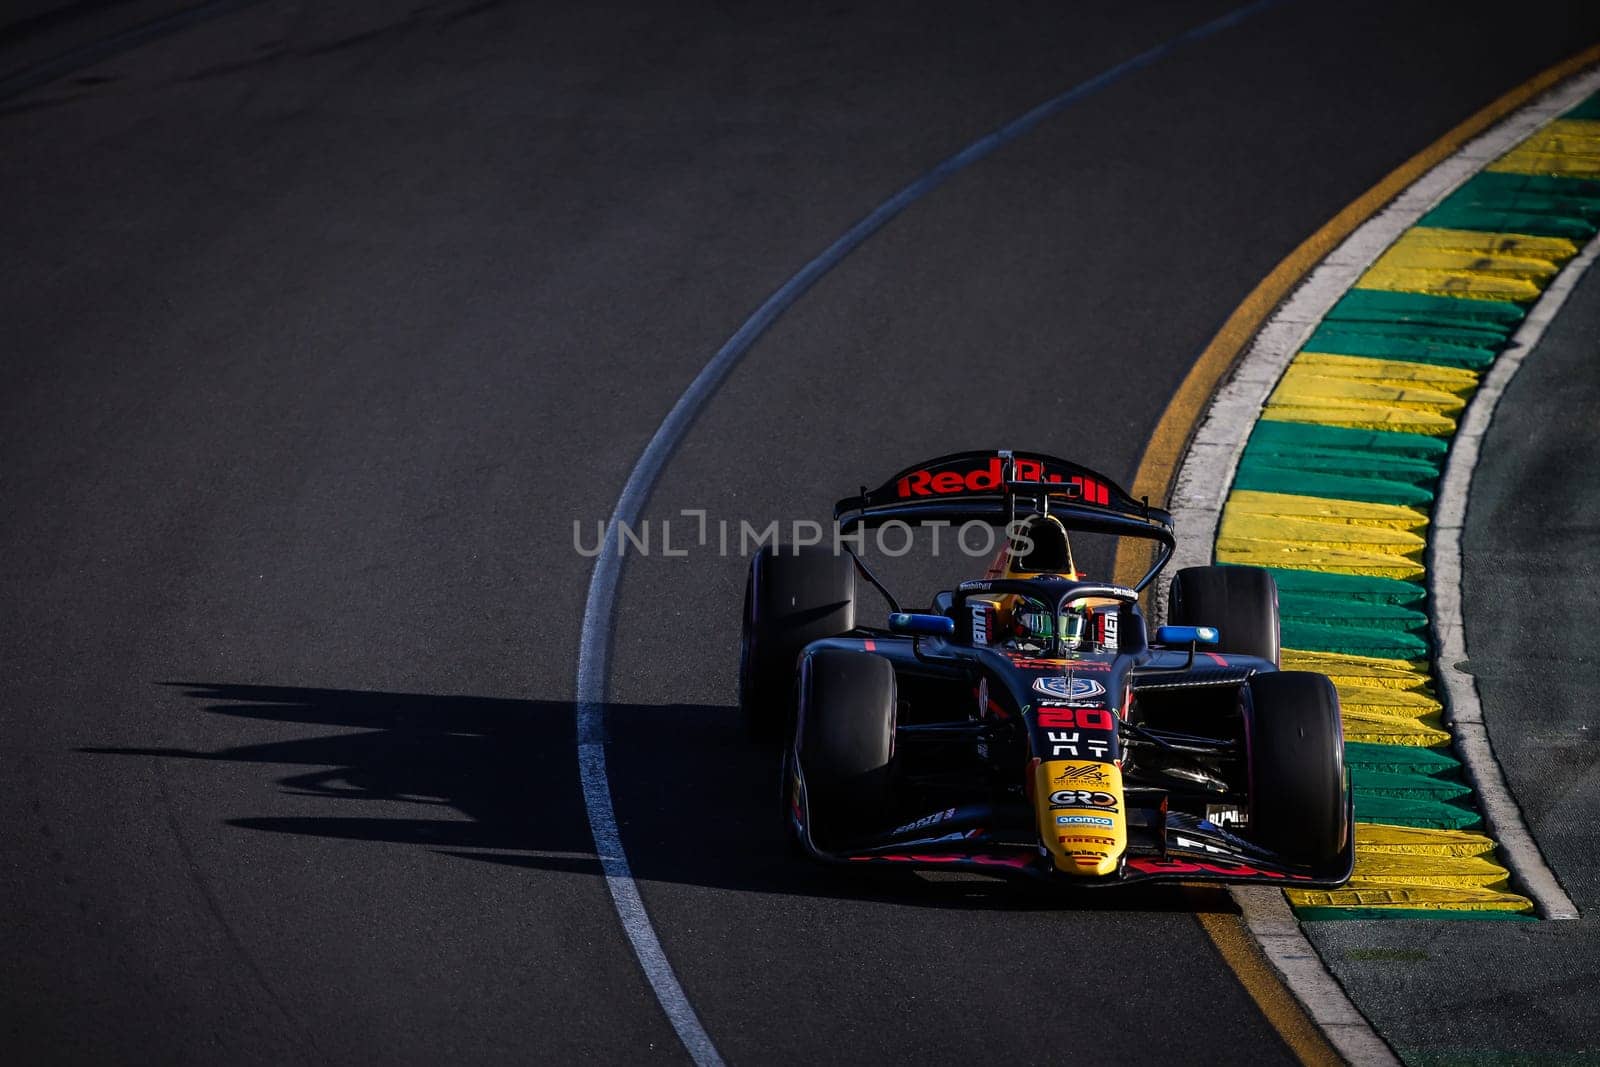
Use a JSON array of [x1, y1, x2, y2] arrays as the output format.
[[739, 450, 1354, 888]]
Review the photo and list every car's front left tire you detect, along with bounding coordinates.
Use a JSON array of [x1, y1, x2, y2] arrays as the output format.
[[794, 649, 895, 849]]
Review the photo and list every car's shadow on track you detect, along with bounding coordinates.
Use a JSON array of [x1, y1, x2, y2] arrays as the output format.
[[83, 682, 1235, 915]]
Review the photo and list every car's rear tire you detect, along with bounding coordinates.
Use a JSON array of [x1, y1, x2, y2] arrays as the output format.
[[739, 544, 857, 740], [1168, 565, 1280, 666], [1245, 670, 1348, 868], [796, 649, 895, 848]]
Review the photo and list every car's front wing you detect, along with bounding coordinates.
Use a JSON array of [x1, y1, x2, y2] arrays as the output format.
[[788, 762, 1355, 888]]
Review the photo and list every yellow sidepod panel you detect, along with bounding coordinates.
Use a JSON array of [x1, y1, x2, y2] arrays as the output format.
[[1034, 760, 1127, 877]]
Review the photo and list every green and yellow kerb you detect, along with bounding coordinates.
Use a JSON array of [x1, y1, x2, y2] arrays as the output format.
[[1219, 90, 1600, 919]]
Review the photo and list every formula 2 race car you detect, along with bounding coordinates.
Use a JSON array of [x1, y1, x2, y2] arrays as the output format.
[[739, 450, 1353, 887]]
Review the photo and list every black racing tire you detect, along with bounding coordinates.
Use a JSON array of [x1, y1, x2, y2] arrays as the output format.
[[796, 649, 896, 848], [1168, 565, 1280, 666], [739, 544, 857, 741], [1245, 670, 1348, 868]]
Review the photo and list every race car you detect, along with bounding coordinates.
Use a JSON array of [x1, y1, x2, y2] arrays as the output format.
[[738, 450, 1353, 887]]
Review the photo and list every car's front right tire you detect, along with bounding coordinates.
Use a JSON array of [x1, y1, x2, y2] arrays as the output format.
[[1244, 670, 1348, 868], [1168, 564, 1281, 665]]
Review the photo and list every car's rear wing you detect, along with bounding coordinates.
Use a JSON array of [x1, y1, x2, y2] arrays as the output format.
[[833, 450, 1175, 590]]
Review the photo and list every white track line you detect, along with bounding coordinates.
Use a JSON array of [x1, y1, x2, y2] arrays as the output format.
[[1163, 59, 1600, 1067], [572, 5, 1284, 1061], [1431, 235, 1598, 921]]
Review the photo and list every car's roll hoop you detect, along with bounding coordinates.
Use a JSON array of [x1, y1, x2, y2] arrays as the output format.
[[833, 450, 1176, 591]]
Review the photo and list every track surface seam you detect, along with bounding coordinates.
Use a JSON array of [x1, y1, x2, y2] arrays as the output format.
[[0, 0, 266, 103]]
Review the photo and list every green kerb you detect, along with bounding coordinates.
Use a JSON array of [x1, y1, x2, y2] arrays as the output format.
[[1325, 289, 1526, 329], [1354, 769, 1473, 803], [1421, 172, 1600, 239], [1354, 793, 1481, 830], [1240, 566, 1427, 606], [1345, 741, 1459, 777]]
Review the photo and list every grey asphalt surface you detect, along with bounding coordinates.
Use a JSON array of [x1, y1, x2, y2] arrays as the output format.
[[1469, 253, 1600, 920], [1305, 257, 1600, 1065], [4, 1, 1600, 1063]]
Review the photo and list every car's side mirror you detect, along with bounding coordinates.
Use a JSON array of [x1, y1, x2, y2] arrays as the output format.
[[888, 612, 955, 637], [1155, 625, 1219, 646]]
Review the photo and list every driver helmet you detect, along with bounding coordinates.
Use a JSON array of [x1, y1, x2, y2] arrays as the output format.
[[1013, 602, 1090, 652]]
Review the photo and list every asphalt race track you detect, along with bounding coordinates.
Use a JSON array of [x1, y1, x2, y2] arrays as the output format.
[[4, 2, 1599, 1063]]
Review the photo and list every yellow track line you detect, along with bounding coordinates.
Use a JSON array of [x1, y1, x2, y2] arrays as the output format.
[[1192, 904, 1343, 1067], [1113, 39, 1600, 1067]]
